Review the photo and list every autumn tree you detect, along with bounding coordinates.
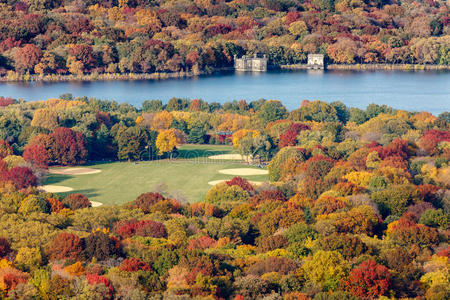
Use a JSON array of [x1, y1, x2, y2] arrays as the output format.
[[23, 144, 49, 169], [1, 166, 37, 189], [47, 233, 83, 261], [155, 128, 185, 156], [84, 231, 121, 261], [30, 108, 58, 130], [342, 260, 391, 299], [63, 193, 91, 210], [14, 44, 42, 74], [116, 126, 157, 161]]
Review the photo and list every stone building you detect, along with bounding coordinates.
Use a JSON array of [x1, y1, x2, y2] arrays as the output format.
[[234, 54, 268, 72], [307, 54, 325, 69]]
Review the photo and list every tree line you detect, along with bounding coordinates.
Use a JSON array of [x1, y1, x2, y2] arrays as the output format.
[[0, 0, 448, 80]]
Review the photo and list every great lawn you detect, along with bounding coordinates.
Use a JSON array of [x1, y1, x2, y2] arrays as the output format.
[[45, 145, 269, 205]]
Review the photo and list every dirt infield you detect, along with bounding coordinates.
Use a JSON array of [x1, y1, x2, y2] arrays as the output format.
[[218, 168, 269, 176], [49, 167, 102, 175], [39, 185, 74, 193], [208, 180, 263, 186], [90, 201, 103, 207], [208, 154, 246, 160]]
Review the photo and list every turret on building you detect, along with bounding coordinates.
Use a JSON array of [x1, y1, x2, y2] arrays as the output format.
[[234, 54, 267, 72], [307, 54, 325, 69]]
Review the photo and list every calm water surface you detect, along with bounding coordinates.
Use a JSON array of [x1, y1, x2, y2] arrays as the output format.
[[0, 70, 449, 114]]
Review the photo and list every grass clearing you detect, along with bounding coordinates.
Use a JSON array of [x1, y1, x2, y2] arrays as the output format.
[[45, 145, 268, 205]]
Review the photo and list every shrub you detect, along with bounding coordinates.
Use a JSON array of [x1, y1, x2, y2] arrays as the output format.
[[63, 193, 91, 210]]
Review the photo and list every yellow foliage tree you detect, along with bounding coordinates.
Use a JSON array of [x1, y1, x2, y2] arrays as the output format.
[[343, 171, 375, 188], [64, 261, 85, 277], [232, 129, 260, 148], [31, 108, 58, 130], [302, 250, 349, 284], [156, 129, 185, 155], [153, 111, 173, 131]]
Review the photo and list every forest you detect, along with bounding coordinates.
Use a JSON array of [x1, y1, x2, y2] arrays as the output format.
[[0, 95, 448, 298], [0, 0, 449, 80]]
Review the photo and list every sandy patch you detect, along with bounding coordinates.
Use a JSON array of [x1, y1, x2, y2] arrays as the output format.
[[39, 185, 74, 193], [218, 168, 268, 176], [49, 168, 102, 175], [208, 180, 263, 186], [90, 201, 103, 207], [208, 154, 247, 160]]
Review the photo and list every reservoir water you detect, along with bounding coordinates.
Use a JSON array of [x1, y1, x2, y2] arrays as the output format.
[[0, 69, 449, 114]]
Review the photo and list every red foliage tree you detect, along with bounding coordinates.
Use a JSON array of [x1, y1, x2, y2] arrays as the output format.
[[48, 127, 88, 165], [436, 246, 450, 258], [389, 213, 439, 248], [23, 144, 49, 169], [63, 193, 91, 210], [188, 202, 221, 217], [249, 189, 286, 205], [114, 219, 167, 239], [1, 166, 37, 189], [279, 123, 310, 148], [418, 129, 450, 155], [0, 237, 11, 257], [86, 274, 114, 298], [13, 44, 42, 73], [381, 138, 412, 160], [132, 192, 165, 213], [187, 236, 217, 251], [285, 11, 301, 25], [205, 24, 233, 37], [67, 44, 96, 72], [1, 273, 28, 293], [343, 260, 391, 299], [226, 176, 254, 192], [119, 258, 152, 272], [0, 97, 16, 107], [312, 195, 346, 215], [304, 155, 335, 180], [189, 99, 202, 112], [48, 233, 83, 261]]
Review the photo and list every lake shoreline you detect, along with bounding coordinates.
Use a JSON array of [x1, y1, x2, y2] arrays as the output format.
[[281, 63, 450, 71], [0, 64, 448, 83]]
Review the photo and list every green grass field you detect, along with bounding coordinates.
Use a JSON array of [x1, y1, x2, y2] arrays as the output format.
[[45, 145, 268, 205]]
